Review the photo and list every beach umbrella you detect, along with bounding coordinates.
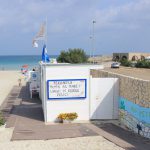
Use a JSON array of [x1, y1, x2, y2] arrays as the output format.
[[22, 64, 28, 68]]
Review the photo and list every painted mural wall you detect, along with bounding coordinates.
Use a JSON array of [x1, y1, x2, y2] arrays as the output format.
[[91, 70, 150, 139]]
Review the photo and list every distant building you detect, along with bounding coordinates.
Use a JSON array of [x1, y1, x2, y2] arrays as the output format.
[[113, 52, 150, 61]]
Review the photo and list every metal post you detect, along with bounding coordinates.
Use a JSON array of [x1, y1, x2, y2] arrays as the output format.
[[45, 17, 48, 46], [45, 17, 48, 63], [89, 36, 92, 60], [92, 20, 96, 64]]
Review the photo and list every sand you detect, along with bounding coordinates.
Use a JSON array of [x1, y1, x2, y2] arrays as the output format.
[[0, 71, 124, 150], [88, 56, 112, 64], [0, 71, 25, 106]]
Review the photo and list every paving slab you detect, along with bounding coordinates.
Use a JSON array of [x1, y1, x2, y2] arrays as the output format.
[[12, 122, 98, 140], [0, 86, 22, 124]]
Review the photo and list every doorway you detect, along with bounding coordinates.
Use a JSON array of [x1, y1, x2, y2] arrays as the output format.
[[90, 78, 119, 119]]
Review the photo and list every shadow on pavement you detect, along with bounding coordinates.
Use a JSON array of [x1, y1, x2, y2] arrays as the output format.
[[92, 122, 150, 150]]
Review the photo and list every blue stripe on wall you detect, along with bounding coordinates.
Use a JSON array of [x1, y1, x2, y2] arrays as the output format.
[[119, 97, 150, 124]]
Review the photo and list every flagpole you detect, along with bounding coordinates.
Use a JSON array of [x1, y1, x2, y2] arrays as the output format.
[[92, 20, 96, 64], [45, 17, 48, 62], [32, 18, 50, 63], [45, 16, 48, 46]]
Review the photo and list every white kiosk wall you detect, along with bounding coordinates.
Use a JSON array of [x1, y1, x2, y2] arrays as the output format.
[[44, 65, 91, 122], [40, 64, 119, 123]]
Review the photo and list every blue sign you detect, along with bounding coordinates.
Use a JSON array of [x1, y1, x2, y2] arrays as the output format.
[[47, 79, 87, 100], [30, 72, 39, 81], [32, 73, 37, 78]]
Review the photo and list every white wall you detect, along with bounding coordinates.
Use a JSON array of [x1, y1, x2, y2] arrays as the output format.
[[39, 65, 47, 122], [45, 65, 91, 122], [90, 78, 119, 119]]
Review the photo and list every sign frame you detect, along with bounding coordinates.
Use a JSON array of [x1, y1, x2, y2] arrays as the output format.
[[47, 79, 87, 100]]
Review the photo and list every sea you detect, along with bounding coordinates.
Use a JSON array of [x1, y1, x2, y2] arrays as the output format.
[[0, 55, 58, 70]]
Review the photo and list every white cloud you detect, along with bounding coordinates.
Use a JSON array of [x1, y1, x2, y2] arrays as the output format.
[[0, 0, 150, 33], [93, 0, 150, 30], [0, 0, 150, 54]]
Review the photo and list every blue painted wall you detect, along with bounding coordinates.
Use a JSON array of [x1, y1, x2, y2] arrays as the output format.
[[119, 97, 150, 124]]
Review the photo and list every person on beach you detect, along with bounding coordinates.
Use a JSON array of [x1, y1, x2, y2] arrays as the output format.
[[18, 78, 22, 87]]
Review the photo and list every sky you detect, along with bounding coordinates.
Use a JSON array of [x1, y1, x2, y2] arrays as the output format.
[[0, 0, 150, 55]]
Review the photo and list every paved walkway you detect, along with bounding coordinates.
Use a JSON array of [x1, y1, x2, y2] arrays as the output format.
[[1, 84, 150, 150], [3, 85, 98, 140], [0, 86, 22, 124]]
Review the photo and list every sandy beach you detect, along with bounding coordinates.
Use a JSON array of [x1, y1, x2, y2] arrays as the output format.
[[0, 71, 24, 106], [0, 71, 124, 150]]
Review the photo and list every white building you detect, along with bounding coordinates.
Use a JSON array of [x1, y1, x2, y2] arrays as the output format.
[[39, 63, 119, 123]]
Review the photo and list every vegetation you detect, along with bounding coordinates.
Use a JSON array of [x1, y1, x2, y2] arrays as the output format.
[[135, 60, 150, 68], [120, 59, 132, 67], [0, 112, 5, 126], [57, 48, 88, 63], [120, 59, 150, 68], [57, 112, 78, 121]]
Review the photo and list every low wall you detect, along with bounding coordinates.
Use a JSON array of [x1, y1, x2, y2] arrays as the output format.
[[91, 69, 150, 139]]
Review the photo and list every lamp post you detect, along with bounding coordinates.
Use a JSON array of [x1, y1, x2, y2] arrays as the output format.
[[92, 20, 96, 64], [89, 36, 92, 59]]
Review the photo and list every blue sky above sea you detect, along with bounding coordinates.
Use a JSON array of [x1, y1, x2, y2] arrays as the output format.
[[0, 0, 150, 56]]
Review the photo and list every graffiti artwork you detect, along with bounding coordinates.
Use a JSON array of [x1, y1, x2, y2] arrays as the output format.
[[119, 97, 150, 124]]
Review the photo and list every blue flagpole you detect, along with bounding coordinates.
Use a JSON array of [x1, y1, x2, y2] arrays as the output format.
[[45, 16, 48, 63], [41, 17, 50, 63], [45, 17, 47, 62]]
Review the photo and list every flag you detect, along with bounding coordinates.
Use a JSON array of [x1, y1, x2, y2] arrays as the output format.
[[32, 40, 38, 48], [42, 44, 50, 62], [32, 23, 45, 47], [35, 23, 45, 40]]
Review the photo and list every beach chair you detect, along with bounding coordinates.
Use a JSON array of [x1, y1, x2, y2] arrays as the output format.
[[29, 81, 40, 98]]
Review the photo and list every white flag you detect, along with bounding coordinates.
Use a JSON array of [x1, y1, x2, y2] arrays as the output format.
[[32, 23, 46, 48], [35, 23, 45, 40], [32, 40, 38, 48]]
